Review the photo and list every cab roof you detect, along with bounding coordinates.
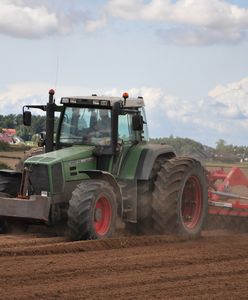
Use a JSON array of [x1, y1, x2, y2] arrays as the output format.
[[60, 95, 145, 108]]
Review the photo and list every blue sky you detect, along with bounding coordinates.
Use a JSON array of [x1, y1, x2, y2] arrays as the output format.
[[1, 0, 248, 146]]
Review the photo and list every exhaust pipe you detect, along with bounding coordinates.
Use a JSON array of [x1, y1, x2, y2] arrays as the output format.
[[45, 89, 55, 153]]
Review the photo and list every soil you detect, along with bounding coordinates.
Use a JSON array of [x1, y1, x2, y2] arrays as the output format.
[[1, 159, 248, 299], [1, 230, 248, 299]]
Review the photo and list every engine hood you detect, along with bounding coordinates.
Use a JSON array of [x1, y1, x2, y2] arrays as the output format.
[[25, 145, 95, 165]]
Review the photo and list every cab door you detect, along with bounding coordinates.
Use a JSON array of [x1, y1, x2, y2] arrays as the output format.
[[112, 112, 139, 222], [112, 113, 136, 176]]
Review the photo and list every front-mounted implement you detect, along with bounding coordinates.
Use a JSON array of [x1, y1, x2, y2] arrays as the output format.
[[0, 89, 61, 225]]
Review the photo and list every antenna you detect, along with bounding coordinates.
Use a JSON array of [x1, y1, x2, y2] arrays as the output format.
[[54, 55, 59, 91]]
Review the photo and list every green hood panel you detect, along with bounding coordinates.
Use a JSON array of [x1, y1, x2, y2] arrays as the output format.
[[25, 146, 95, 165], [25, 146, 97, 183]]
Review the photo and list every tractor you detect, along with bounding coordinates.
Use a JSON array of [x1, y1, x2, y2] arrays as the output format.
[[0, 89, 208, 240]]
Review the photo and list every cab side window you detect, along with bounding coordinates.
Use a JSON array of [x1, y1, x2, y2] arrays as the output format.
[[118, 114, 132, 142]]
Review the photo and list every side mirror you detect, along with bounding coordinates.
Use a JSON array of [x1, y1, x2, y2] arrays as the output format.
[[23, 111, 32, 126], [132, 115, 143, 131]]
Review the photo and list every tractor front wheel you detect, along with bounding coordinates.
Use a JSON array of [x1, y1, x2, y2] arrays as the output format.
[[67, 180, 117, 240], [152, 157, 208, 238]]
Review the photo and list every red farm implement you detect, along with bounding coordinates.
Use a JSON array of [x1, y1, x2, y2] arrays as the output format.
[[207, 167, 248, 228]]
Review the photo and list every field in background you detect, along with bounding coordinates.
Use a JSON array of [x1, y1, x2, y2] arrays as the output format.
[[0, 150, 26, 169]]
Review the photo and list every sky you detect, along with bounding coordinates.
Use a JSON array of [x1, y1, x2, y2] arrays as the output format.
[[1, 0, 248, 147]]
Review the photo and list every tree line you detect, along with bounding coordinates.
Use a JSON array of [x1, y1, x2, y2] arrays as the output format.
[[150, 136, 248, 161], [214, 139, 248, 161], [0, 114, 59, 141]]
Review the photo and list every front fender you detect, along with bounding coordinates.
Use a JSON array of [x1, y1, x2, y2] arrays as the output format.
[[83, 170, 122, 205]]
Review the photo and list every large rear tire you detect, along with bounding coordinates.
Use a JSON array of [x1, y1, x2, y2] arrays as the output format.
[[152, 157, 208, 238], [67, 180, 117, 240]]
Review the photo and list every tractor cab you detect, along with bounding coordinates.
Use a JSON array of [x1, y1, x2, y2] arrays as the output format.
[[57, 94, 148, 149], [55, 94, 149, 174], [24, 91, 148, 155]]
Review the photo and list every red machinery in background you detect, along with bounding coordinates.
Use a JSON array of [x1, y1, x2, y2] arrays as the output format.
[[208, 167, 248, 218]]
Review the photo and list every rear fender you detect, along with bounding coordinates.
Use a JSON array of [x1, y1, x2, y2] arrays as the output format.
[[135, 145, 176, 180]]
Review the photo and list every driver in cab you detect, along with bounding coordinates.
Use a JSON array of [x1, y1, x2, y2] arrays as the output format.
[[97, 109, 111, 137]]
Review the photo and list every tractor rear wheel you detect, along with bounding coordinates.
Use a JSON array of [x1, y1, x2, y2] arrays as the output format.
[[152, 157, 208, 238], [67, 180, 117, 240]]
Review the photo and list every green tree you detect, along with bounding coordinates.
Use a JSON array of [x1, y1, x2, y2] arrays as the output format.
[[216, 139, 227, 152], [16, 125, 33, 141]]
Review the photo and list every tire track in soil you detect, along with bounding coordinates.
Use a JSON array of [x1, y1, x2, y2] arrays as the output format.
[[0, 234, 66, 249], [1, 231, 248, 299], [0, 235, 187, 257]]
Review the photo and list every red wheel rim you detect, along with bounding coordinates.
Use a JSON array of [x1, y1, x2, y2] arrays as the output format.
[[94, 196, 112, 236], [181, 175, 202, 229]]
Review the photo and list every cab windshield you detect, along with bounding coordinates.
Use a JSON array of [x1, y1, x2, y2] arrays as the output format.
[[59, 107, 111, 146]]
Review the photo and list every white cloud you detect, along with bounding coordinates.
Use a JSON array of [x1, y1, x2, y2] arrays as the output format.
[[104, 87, 163, 131], [208, 77, 248, 118], [0, 83, 121, 114], [0, 83, 48, 114], [156, 76, 248, 144], [160, 94, 225, 133], [0, 83, 97, 114], [0, 1, 60, 38], [102, 85, 239, 143], [85, 14, 107, 32], [0, 0, 89, 38], [92, 0, 248, 45], [0, 83, 47, 103], [104, 87, 163, 110], [107, 0, 248, 27], [2, 0, 248, 44]]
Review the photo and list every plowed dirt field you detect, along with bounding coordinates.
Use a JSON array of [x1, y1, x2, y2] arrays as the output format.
[[1, 230, 248, 299]]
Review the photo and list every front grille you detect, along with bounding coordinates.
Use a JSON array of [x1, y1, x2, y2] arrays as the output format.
[[26, 164, 49, 194], [52, 163, 63, 193]]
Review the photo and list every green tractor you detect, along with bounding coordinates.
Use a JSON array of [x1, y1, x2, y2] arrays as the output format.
[[0, 90, 208, 239]]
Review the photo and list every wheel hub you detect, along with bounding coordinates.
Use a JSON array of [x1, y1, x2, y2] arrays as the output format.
[[94, 207, 102, 222], [182, 175, 202, 229], [94, 196, 112, 236]]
